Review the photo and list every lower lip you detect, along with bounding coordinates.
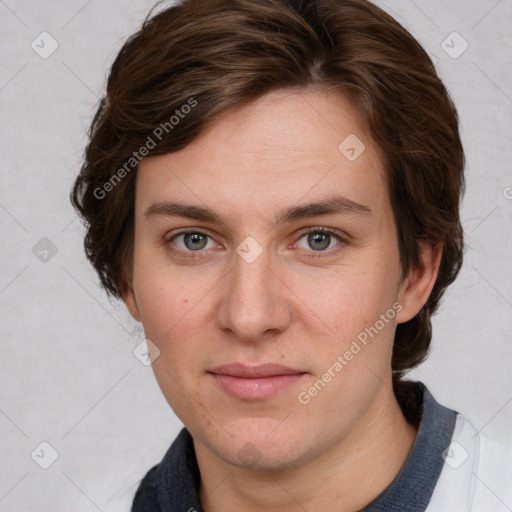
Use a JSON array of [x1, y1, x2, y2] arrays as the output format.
[[210, 373, 305, 400]]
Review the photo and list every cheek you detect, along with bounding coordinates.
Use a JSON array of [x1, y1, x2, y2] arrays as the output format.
[[284, 256, 401, 386], [135, 273, 211, 417], [138, 286, 205, 354], [291, 259, 400, 333], [133, 247, 204, 331], [133, 262, 206, 366]]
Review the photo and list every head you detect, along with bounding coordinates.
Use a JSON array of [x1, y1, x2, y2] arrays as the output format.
[[72, 0, 464, 469]]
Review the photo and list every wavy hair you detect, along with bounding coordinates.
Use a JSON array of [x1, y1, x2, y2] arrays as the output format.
[[71, 0, 465, 385]]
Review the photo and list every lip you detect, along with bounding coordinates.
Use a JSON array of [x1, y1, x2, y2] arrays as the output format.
[[208, 363, 306, 400]]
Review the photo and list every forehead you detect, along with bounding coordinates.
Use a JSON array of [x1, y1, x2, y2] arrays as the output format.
[[136, 88, 386, 218]]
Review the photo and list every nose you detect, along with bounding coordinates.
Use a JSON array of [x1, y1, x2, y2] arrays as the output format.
[[215, 245, 292, 343]]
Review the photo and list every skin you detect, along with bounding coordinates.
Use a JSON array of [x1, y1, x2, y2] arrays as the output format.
[[123, 88, 442, 511]]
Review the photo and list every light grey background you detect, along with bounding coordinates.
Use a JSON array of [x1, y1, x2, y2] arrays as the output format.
[[0, 0, 511, 510]]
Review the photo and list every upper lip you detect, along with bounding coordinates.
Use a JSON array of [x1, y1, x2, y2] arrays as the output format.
[[209, 363, 304, 378]]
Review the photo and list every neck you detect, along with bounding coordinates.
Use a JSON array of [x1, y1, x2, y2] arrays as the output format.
[[196, 386, 417, 512]]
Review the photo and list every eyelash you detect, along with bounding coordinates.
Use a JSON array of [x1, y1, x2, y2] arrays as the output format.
[[165, 226, 347, 260]]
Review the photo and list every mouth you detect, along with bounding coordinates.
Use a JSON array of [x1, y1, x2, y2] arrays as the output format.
[[208, 363, 307, 400]]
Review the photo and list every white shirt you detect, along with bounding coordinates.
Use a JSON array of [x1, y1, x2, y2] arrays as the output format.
[[427, 413, 512, 511]]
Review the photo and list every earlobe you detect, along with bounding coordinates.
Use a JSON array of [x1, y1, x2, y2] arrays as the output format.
[[122, 286, 142, 322], [396, 242, 443, 324]]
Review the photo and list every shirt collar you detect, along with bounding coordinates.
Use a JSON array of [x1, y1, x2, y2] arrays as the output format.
[[361, 382, 457, 511]]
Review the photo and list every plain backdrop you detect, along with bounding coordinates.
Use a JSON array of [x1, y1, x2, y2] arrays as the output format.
[[0, 0, 511, 510]]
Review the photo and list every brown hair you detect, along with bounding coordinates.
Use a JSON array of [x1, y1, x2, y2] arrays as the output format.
[[71, 0, 464, 383]]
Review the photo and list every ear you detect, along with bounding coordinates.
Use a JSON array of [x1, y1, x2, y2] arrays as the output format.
[[396, 242, 443, 324], [121, 286, 142, 322]]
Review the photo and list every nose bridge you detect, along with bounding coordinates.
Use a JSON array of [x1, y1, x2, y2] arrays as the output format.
[[216, 244, 290, 341]]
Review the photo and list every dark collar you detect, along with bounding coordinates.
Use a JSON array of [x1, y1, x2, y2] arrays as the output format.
[[360, 382, 457, 511], [132, 381, 456, 512]]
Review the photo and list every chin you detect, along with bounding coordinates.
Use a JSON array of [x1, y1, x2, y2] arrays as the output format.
[[195, 416, 316, 472]]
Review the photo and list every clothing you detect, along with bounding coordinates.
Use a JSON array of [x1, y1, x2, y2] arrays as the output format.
[[130, 382, 512, 511]]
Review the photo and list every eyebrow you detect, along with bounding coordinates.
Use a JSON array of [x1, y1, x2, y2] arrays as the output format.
[[144, 195, 371, 225]]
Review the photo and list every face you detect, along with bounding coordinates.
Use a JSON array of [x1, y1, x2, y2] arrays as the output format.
[[124, 89, 436, 471]]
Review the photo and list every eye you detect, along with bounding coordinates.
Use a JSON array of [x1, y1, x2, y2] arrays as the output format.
[[165, 227, 345, 259], [295, 227, 344, 252], [168, 230, 217, 252]]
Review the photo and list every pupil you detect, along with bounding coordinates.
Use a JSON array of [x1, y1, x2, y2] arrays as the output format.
[[308, 232, 330, 250], [185, 233, 207, 250]]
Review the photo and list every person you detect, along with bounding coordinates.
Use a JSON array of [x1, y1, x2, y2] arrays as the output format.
[[71, 0, 512, 510]]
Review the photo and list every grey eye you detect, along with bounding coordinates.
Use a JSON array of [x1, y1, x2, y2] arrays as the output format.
[[171, 231, 215, 252], [183, 232, 209, 250], [306, 232, 332, 251]]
